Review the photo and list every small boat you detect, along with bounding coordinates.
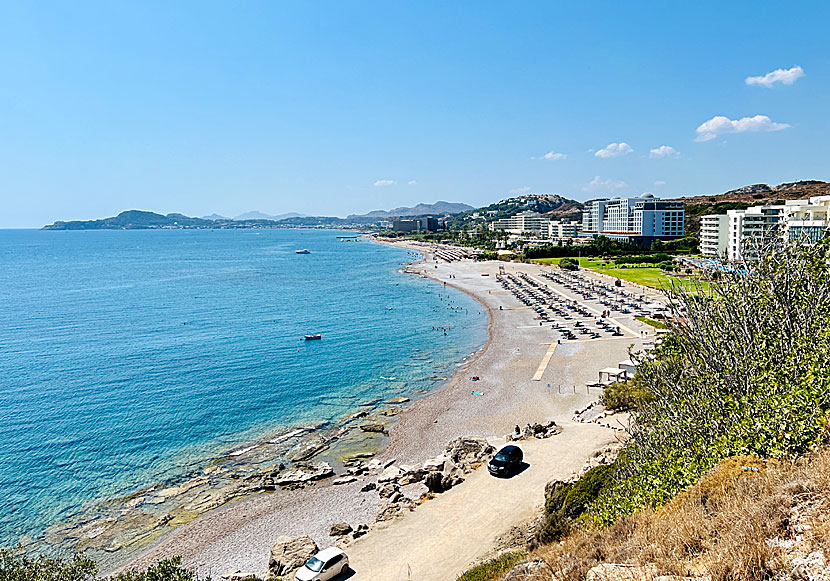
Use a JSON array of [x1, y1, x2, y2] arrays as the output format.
[[304, 334, 322, 340], [295, 249, 311, 254]]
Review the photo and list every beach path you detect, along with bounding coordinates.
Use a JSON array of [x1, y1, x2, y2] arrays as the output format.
[[346, 422, 616, 580]]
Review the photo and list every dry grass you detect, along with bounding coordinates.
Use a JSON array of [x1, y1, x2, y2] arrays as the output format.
[[532, 450, 830, 580]]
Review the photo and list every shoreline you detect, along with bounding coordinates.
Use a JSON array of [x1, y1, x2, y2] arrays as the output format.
[[111, 242, 654, 578], [86, 240, 489, 575]]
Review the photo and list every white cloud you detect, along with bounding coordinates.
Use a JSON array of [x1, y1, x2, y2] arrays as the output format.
[[654, 180, 666, 186], [695, 114, 790, 142], [407, 180, 417, 185], [649, 145, 679, 159], [509, 186, 531, 195], [544, 151, 566, 160], [594, 142, 633, 158], [746, 65, 804, 88], [582, 175, 627, 193], [373, 179, 396, 187]]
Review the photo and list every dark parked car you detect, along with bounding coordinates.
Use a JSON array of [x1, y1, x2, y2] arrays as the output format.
[[488, 445, 523, 476]]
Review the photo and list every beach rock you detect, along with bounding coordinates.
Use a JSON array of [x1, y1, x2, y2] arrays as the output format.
[[374, 499, 415, 523], [425, 471, 450, 493], [332, 476, 357, 485], [377, 482, 399, 499], [503, 560, 555, 581], [274, 462, 334, 486], [366, 459, 383, 471], [377, 465, 404, 483], [360, 423, 388, 434], [329, 522, 353, 537], [397, 467, 426, 485], [444, 437, 495, 471], [423, 456, 447, 472], [268, 535, 318, 577], [352, 523, 369, 538], [386, 396, 410, 404], [360, 482, 376, 492]]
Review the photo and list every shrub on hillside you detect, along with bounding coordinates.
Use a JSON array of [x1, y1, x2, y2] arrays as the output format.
[[0, 551, 211, 581], [537, 465, 614, 543], [588, 240, 830, 526], [600, 379, 653, 412]]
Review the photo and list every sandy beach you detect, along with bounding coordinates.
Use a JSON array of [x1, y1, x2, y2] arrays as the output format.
[[114, 242, 661, 579]]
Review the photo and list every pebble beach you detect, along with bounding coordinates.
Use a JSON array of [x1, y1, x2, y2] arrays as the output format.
[[113, 241, 662, 579]]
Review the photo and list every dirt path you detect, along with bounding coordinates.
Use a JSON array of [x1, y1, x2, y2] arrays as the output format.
[[346, 422, 617, 580]]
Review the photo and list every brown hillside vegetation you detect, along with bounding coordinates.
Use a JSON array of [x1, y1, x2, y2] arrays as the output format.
[[669, 180, 830, 235], [528, 451, 830, 581]]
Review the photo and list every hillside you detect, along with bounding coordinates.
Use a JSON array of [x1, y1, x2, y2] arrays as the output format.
[[43, 210, 217, 230], [449, 193, 582, 229], [346, 201, 473, 220], [670, 180, 830, 235]]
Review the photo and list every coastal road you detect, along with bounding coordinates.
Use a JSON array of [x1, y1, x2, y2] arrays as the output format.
[[345, 422, 617, 580]]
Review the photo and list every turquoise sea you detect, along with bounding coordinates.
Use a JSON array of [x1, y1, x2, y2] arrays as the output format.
[[0, 229, 487, 551]]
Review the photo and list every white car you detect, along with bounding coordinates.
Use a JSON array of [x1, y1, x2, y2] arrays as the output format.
[[294, 547, 349, 581]]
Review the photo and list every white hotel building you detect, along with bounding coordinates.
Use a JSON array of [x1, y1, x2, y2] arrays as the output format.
[[489, 211, 581, 241], [580, 193, 685, 244], [700, 196, 830, 260]]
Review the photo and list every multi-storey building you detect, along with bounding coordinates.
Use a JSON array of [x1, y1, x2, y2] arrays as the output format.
[[701, 198, 830, 260], [547, 220, 580, 240], [392, 216, 441, 232], [783, 196, 830, 244], [699, 214, 729, 258], [491, 211, 549, 236], [580, 194, 685, 244], [489, 212, 580, 241]]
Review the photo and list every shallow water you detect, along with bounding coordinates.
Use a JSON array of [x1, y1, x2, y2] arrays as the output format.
[[0, 229, 487, 550]]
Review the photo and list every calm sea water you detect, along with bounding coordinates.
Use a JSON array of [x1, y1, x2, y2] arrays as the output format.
[[0, 229, 487, 547]]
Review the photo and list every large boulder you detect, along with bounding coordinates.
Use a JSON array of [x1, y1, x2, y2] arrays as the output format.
[[329, 522, 353, 537], [425, 471, 449, 493], [268, 535, 318, 577], [444, 437, 495, 471]]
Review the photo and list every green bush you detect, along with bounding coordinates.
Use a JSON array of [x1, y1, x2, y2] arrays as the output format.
[[456, 551, 526, 580], [587, 241, 830, 526], [0, 551, 210, 581], [558, 257, 579, 270], [537, 465, 614, 543], [601, 379, 654, 412]]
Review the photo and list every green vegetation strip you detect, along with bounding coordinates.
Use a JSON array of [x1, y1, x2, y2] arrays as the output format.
[[456, 551, 526, 581], [634, 316, 668, 329]]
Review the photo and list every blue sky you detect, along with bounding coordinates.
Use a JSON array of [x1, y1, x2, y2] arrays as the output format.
[[1, 1, 828, 227]]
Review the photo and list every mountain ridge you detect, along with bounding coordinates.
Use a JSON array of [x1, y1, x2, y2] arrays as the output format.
[[346, 201, 474, 220]]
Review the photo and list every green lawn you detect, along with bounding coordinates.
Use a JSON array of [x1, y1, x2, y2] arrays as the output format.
[[531, 257, 710, 292]]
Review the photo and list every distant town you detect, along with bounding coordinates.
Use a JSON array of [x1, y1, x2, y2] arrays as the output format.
[[42, 180, 830, 263]]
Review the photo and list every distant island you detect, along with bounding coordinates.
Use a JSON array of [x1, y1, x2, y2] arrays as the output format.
[[41, 201, 473, 230]]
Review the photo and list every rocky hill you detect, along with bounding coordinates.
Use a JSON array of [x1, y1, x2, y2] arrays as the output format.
[[449, 194, 582, 229], [670, 180, 830, 235]]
